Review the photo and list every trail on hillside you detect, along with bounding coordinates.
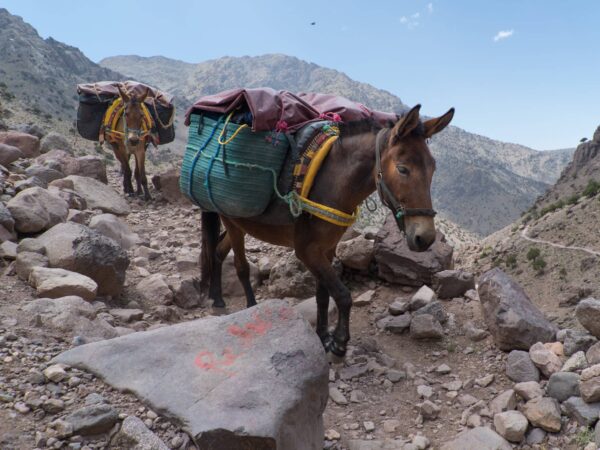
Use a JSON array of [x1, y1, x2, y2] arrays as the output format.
[[521, 225, 600, 257]]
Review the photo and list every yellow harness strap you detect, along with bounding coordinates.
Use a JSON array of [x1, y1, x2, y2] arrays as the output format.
[[101, 97, 155, 144]]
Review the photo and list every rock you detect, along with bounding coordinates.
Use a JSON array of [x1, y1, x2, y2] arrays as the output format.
[[0, 224, 16, 243], [53, 300, 329, 449], [374, 216, 453, 286], [175, 249, 200, 273], [74, 156, 107, 183], [388, 299, 409, 316], [410, 314, 443, 340], [43, 364, 68, 382], [383, 313, 412, 334], [29, 267, 98, 301], [7, 187, 69, 233], [354, 289, 375, 306], [409, 285, 436, 310], [419, 400, 441, 419], [16, 251, 49, 280], [89, 213, 140, 250], [36, 222, 129, 296], [563, 396, 600, 426], [529, 342, 563, 377], [562, 351, 588, 372], [493, 410, 528, 442], [151, 169, 191, 205], [413, 301, 448, 324], [0, 240, 17, 259], [522, 397, 562, 432], [577, 298, 600, 339], [219, 253, 260, 298], [0, 131, 40, 158], [478, 268, 557, 351], [0, 143, 23, 166], [136, 274, 173, 307], [347, 440, 405, 450], [546, 372, 580, 402], [464, 321, 489, 341], [109, 308, 144, 323], [14, 176, 46, 192], [432, 270, 475, 299], [336, 235, 374, 271], [294, 297, 337, 328], [47, 186, 88, 211], [440, 427, 511, 450], [563, 329, 597, 356], [506, 350, 540, 382], [329, 386, 348, 405], [63, 175, 130, 215], [417, 385, 434, 398], [111, 416, 169, 449], [64, 404, 119, 436], [171, 276, 203, 310], [513, 381, 544, 400], [490, 389, 517, 414], [340, 364, 369, 381], [25, 164, 64, 184], [525, 428, 546, 445], [40, 131, 72, 154], [475, 374, 495, 387], [17, 237, 45, 254], [0, 202, 15, 234], [588, 342, 600, 365], [268, 253, 315, 298], [581, 364, 600, 403]]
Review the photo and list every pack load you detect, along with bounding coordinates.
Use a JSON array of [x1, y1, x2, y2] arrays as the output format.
[[180, 88, 398, 220], [76, 80, 176, 144]]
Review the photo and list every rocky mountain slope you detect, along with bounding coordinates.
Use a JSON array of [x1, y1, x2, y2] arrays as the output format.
[[101, 54, 574, 236]]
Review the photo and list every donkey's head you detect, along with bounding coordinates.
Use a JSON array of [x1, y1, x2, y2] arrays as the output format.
[[377, 104, 454, 252], [117, 85, 148, 147]]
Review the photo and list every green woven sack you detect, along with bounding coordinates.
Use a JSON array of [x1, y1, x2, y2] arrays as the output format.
[[180, 114, 290, 217]]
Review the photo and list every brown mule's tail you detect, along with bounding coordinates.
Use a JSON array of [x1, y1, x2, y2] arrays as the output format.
[[200, 212, 221, 295]]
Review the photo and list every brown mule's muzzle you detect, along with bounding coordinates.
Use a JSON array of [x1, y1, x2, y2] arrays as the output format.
[[405, 217, 436, 252]]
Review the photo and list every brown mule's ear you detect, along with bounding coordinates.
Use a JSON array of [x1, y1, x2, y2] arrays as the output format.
[[117, 84, 130, 102], [139, 88, 149, 103], [423, 108, 455, 138], [390, 104, 421, 144]]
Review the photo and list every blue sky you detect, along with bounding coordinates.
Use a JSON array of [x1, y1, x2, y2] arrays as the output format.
[[3, 0, 599, 150]]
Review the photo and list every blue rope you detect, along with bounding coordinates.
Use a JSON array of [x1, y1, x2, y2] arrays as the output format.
[[187, 115, 223, 206], [204, 141, 225, 214]]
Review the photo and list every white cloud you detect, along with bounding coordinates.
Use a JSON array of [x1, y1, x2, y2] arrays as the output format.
[[493, 29, 514, 42], [412, 12, 420, 19], [427, 3, 434, 13], [400, 16, 408, 24]]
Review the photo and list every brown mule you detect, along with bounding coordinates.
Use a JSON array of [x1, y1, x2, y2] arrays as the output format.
[[201, 105, 454, 357], [105, 85, 154, 200]]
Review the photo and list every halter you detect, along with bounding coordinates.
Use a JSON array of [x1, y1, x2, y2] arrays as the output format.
[[375, 128, 436, 232]]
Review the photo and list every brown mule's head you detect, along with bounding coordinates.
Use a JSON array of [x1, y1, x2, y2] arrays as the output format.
[[377, 104, 454, 252], [117, 85, 148, 147]]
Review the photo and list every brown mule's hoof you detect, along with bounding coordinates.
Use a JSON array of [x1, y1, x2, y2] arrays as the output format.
[[212, 299, 226, 308], [322, 333, 347, 359]]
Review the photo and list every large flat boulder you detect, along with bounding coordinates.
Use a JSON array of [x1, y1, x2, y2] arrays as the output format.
[[440, 427, 511, 450], [53, 300, 329, 450], [576, 298, 600, 339], [7, 187, 69, 233], [0, 131, 40, 158], [29, 266, 98, 301], [0, 143, 23, 166], [36, 222, 129, 297], [64, 175, 130, 215], [374, 215, 453, 286], [151, 168, 191, 205], [478, 268, 557, 351]]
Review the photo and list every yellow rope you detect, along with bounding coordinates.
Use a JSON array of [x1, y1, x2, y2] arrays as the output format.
[[217, 112, 248, 145], [296, 194, 359, 227], [102, 97, 154, 142]]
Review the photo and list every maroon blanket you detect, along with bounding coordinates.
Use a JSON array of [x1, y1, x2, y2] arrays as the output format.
[[184, 88, 398, 132]]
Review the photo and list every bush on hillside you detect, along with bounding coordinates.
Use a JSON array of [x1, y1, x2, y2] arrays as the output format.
[[526, 247, 541, 261], [583, 179, 600, 198]]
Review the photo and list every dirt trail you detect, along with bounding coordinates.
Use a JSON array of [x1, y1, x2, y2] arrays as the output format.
[[521, 225, 600, 257]]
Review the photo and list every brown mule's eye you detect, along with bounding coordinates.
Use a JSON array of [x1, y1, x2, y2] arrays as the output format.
[[397, 165, 410, 176]]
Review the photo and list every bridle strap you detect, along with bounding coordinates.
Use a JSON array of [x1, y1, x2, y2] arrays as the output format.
[[374, 129, 436, 231]]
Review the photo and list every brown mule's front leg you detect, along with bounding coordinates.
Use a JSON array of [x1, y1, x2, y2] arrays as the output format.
[[134, 148, 152, 201], [113, 145, 134, 195], [221, 218, 256, 308], [315, 282, 330, 343]]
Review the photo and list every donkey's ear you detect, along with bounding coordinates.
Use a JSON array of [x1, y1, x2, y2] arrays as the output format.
[[391, 104, 421, 144], [117, 84, 130, 102], [139, 88, 149, 103], [423, 108, 455, 138]]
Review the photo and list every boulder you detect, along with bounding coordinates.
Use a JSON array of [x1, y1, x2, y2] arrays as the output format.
[[37, 150, 79, 176], [413, 301, 448, 324], [269, 253, 315, 298], [111, 416, 169, 449], [0, 202, 15, 237], [171, 276, 203, 310], [522, 397, 562, 432], [40, 131, 73, 154], [151, 169, 191, 205], [136, 274, 173, 308], [221, 254, 261, 298], [336, 235, 374, 271], [76, 156, 107, 183], [563, 396, 600, 427], [529, 342, 563, 377], [29, 267, 97, 301], [89, 213, 140, 250], [563, 329, 597, 356], [410, 314, 443, 340], [53, 300, 329, 450], [576, 298, 600, 339], [374, 216, 453, 286], [546, 372, 580, 402], [0, 131, 40, 158], [48, 186, 87, 210], [36, 222, 129, 296], [64, 404, 118, 435], [440, 427, 511, 450], [0, 240, 17, 260], [14, 176, 46, 191], [562, 351, 588, 372], [513, 381, 544, 400], [409, 285, 436, 310], [7, 187, 69, 233], [15, 251, 49, 280], [490, 389, 517, 414], [432, 270, 475, 299], [506, 350, 540, 382], [493, 410, 528, 442], [588, 342, 600, 365], [580, 364, 600, 403], [477, 269, 557, 351], [24, 164, 64, 184], [64, 175, 130, 215], [0, 143, 23, 166]]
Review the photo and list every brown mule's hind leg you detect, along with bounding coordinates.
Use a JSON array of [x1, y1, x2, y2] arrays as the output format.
[[222, 218, 257, 308], [315, 248, 335, 342], [209, 231, 231, 308]]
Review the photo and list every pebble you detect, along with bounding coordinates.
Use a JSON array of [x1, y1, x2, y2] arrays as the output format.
[[363, 421, 375, 432]]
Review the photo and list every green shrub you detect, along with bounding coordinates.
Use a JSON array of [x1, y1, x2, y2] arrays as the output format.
[[532, 256, 547, 273], [540, 200, 565, 217], [505, 254, 517, 269], [480, 246, 493, 258], [526, 247, 541, 261], [559, 267, 567, 280], [582, 179, 600, 198], [567, 194, 580, 205]]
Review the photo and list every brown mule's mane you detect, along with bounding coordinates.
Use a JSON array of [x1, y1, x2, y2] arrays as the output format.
[[338, 116, 427, 141]]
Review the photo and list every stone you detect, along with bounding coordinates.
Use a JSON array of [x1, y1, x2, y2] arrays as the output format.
[[354, 290, 375, 306], [529, 342, 563, 377], [383, 313, 412, 334], [410, 314, 443, 340], [0, 240, 16, 259], [220, 253, 261, 298], [490, 389, 517, 414], [340, 364, 369, 381], [53, 300, 329, 450], [419, 400, 440, 419], [74, 156, 107, 183], [432, 270, 475, 299], [562, 351, 588, 372], [64, 404, 119, 436], [171, 276, 203, 310], [347, 440, 405, 450], [413, 301, 448, 324], [581, 364, 600, 403], [563, 329, 597, 356], [0, 202, 15, 234], [268, 253, 315, 298], [110, 416, 169, 449], [36, 222, 129, 296], [7, 187, 69, 233], [440, 427, 511, 450], [89, 213, 140, 250], [409, 285, 436, 310], [374, 217, 453, 286], [382, 419, 400, 433], [506, 350, 540, 382], [150, 169, 191, 205], [596, 419, 600, 446], [43, 364, 68, 382], [17, 237, 45, 254], [110, 308, 144, 323], [525, 428, 546, 445], [329, 386, 348, 405], [388, 299, 409, 316], [563, 396, 600, 426], [475, 374, 495, 387], [40, 131, 72, 154], [0, 143, 23, 166], [577, 298, 600, 339], [522, 397, 562, 432], [336, 235, 374, 271], [16, 251, 49, 280], [513, 381, 544, 400], [493, 410, 528, 442], [417, 384, 434, 398], [546, 372, 580, 402], [478, 268, 557, 351], [294, 297, 337, 328], [136, 274, 173, 307], [14, 176, 46, 192], [588, 342, 600, 365], [0, 131, 40, 157], [29, 267, 98, 301], [25, 164, 64, 184], [63, 175, 130, 215], [175, 249, 200, 273]]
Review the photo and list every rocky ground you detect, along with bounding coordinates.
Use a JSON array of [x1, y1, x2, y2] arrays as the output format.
[[1, 127, 600, 450]]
